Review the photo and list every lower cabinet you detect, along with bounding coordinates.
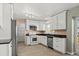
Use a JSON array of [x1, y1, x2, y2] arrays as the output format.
[[0, 42, 12, 56], [41, 36, 47, 46], [25, 36, 30, 45], [37, 36, 42, 43], [53, 37, 66, 53], [0, 44, 9, 56], [8, 41, 12, 56], [37, 36, 47, 46]]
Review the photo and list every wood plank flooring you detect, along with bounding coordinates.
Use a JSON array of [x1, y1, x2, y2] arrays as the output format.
[[16, 42, 64, 56]]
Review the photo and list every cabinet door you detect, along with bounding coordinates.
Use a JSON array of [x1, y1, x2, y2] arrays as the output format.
[[26, 36, 31, 45], [3, 3, 11, 21], [0, 3, 3, 28], [38, 22, 46, 31], [42, 24, 46, 31], [58, 38, 66, 53], [41, 36, 47, 46], [39, 24, 43, 30], [0, 44, 9, 56], [43, 36, 47, 46], [9, 42, 12, 56], [37, 36, 41, 43], [53, 37, 66, 53], [52, 16, 57, 29], [3, 3, 11, 38], [57, 11, 66, 29]]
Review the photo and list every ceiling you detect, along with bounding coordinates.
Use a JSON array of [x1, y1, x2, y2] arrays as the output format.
[[13, 3, 79, 20]]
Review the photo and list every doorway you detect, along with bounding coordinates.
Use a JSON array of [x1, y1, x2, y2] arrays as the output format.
[[72, 17, 79, 55]]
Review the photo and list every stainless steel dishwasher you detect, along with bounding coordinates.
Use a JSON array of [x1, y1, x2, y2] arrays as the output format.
[[47, 35, 53, 48]]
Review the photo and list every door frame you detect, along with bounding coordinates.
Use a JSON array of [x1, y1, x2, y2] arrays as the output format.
[[72, 17, 79, 55]]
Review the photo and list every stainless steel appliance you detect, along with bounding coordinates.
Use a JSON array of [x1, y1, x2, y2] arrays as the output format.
[[29, 25, 37, 31], [11, 20, 16, 56], [47, 35, 53, 48]]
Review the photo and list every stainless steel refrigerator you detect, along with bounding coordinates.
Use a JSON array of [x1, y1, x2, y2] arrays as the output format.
[[11, 20, 17, 56]]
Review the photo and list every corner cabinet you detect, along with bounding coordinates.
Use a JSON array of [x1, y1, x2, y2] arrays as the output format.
[[37, 36, 47, 46], [41, 36, 47, 46]]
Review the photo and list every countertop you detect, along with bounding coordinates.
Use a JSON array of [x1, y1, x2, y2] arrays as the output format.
[[36, 34, 66, 38], [26, 34, 66, 38], [0, 39, 12, 44]]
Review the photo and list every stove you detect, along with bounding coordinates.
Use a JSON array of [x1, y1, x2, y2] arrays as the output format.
[[30, 35, 38, 45]]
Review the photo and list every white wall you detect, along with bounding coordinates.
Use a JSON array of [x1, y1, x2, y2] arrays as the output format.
[[0, 4, 11, 39]]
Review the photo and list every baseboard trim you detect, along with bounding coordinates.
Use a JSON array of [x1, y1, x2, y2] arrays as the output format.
[[66, 51, 75, 55]]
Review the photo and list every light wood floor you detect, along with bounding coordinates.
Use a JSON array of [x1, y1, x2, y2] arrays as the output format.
[[16, 42, 64, 56]]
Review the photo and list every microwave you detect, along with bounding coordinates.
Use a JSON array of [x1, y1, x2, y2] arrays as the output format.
[[29, 25, 37, 31]]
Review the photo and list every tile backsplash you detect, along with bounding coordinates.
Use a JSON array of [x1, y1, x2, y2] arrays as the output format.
[[54, 30, 66, 35]]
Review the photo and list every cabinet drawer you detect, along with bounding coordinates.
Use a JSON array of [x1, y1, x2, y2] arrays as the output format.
[[53, 44, 60, 51], [53, 37, 66, 53]]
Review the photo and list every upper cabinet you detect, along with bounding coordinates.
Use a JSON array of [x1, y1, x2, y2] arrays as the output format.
[[51, 11, 67, 30], [52, 15, 58, 30], [3, 3, 11, 21], [57, 11, 66, 29], [26, 20, 46, 31], [0, 3, 3, 28], [38, 23, 46, 31], [0, 3, 11, 29]]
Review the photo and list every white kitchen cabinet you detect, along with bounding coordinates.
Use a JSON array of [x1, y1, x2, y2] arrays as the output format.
[[57, 11, 66, 29], [53, 37, 66, 53], [42, 24, 46, 31], [40, 36, 47, 46], [0, 3, 11, 28], [46, 16, 57, 31], [0, 42, 12, 56], [37, 22, 46, 31], [52, 16, 58, 30], [0, 3, 3, 28], [46, 23, 51, 31], [8, 41, 12, 56], [0, 44, 9, 56], [37, 36, 42, 43], [49, 11, 66, 30], [37, 36, 47, 46], [3, 3, 11, 22], [0, 3, 11, 39], [25, 36, 31, 45]]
